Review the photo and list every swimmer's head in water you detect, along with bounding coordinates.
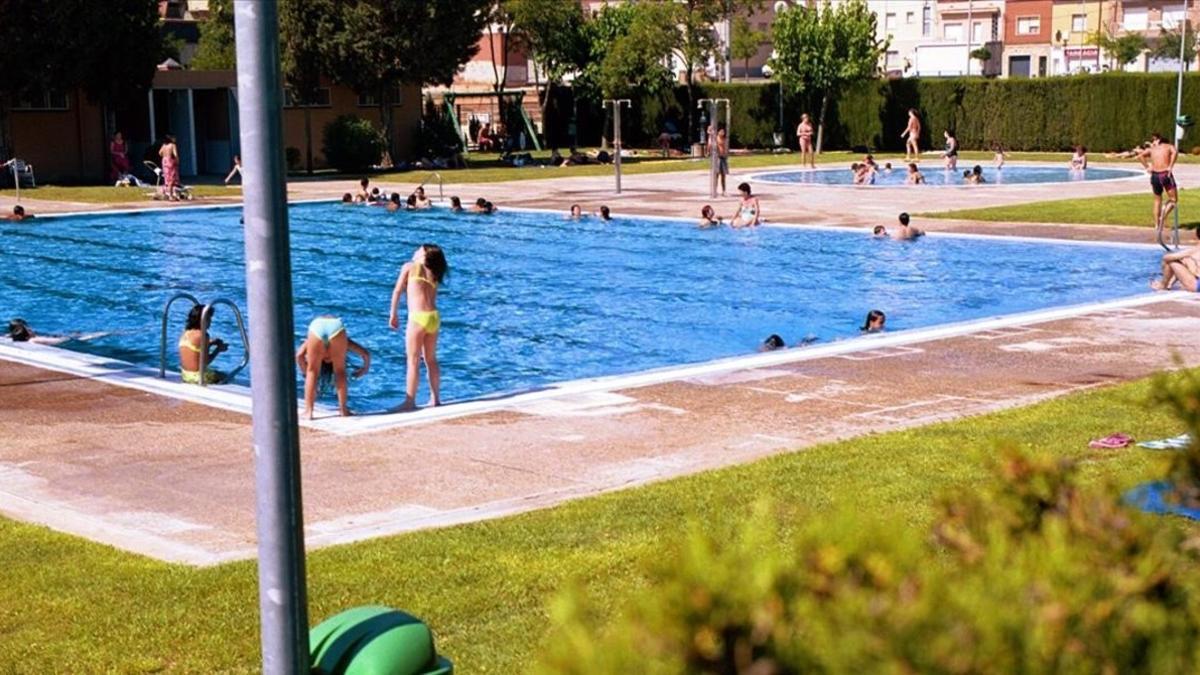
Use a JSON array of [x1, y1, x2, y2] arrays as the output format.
[[761, 334, 785, 351], [341, 193, 353, 203], [476, 198, 487, 208], [702, 205, 715, 219], [599, 205, 611, 220], [862, 310, 886, 332], [737, 182, 751, 196], [390, 192, 402, 205], [451, 196, 462, 210], [13, 205, 24, 216], [8, 318, 33, 342], [908, 163, 918, 173], [898, 212, 910, 226], [406, 194, 417, 207], [973, 165, 983, 175], [570, 204, 582, 217], [963, 170, 972, 178], [419, 244, 448, 284], [185, 304, 211, 331], [873, 225, 887, 236]]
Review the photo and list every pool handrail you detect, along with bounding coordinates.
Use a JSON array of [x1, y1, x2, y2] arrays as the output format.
[[198, 299, 250, 387], [159, 291, 202, 379], [417, 171, 444, 202]]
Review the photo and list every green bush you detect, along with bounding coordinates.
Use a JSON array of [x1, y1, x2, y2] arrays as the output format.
[[321, 115, 385, 172], [537, 373, 1200, 674]]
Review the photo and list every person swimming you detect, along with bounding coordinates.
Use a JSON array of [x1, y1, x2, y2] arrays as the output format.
[[597, 205, 612, 221], [388, 244, 449, 411], [700, 204, 722, 228], [730, 183, 760, 227], [341, 193, 354, 204], [450, 196, 464, 212], [6, 318, 106, 345], [568, 204, 583, 219], [388, 192, 403, 212], [760, 334, 786, 351], [906, 163, 925, 185], [296, 316, 371, 419], [178, 304, 228, 384], [471, 198, 496, 214], [861, 310, 886, 333], [892, 212, 923, 240], [873, 225, 888, 237]]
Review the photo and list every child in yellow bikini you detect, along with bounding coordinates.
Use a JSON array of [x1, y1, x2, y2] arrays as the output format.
[[178, 304, 228, 384], [388, 244, 448, 411]]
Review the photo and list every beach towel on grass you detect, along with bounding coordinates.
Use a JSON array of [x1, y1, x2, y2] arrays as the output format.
[[1125, 481, 1200, 521], [1137, 434, 1192, 451]]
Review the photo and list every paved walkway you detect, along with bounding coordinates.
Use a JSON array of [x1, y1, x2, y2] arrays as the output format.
[[1, 160, 1196, 565]]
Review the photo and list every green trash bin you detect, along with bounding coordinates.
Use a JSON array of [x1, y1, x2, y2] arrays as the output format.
[[310, 606, 453, 675]]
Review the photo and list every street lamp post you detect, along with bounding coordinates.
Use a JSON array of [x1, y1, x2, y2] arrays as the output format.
[[604, 99, 631, 194], [232, 0, 310, 672], [1169, 1, 1190, 250]]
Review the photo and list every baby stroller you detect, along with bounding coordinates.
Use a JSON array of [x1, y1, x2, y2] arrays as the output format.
[[142, 160, 193, 201]]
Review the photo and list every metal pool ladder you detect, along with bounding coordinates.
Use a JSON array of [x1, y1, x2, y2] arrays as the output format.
[[418, 171, 444, 202], [158, 292, 250, 387]]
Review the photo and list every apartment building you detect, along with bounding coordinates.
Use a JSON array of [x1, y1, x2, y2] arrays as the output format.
[[1004, 0, 1054, 76]]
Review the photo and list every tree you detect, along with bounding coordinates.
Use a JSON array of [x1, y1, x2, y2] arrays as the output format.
[[1153, 23, 1197, 70], [1092, 29, 1146, 71], [0, 0, 163, 174], [769, 0, 887, 153], [731, 15, 768, 82], [317, 0, 490, 161], [280, 0, 335, 174], [673, 2, 762, 144], [192, 0, 236, 70], [507, 0, 586, 124]]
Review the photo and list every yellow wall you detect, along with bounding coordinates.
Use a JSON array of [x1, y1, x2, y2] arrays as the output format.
[[1050, 1, 1115, 44]]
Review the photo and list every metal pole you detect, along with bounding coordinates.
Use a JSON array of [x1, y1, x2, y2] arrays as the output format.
[[965, 0, 973, 76], [699, 99, 718, 198], [605, 99, 631, 194], [1174, 4, 1188, 249], [232, 2, 310, 673]]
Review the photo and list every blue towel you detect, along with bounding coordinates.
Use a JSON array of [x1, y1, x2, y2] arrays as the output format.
[[1124, 481, 1200, 521]]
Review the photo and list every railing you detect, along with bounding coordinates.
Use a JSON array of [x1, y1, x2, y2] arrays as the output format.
[[159, 293, 250, 387]]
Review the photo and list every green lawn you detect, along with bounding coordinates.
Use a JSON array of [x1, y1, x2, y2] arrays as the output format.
[[0, 184, 241, 205], [0, 375, 1188, 672], [922, 188, 1200, 229]]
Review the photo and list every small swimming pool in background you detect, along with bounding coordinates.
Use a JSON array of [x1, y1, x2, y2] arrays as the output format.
[[751, 164, 1143, 187], [0, 203, 1158, 410]]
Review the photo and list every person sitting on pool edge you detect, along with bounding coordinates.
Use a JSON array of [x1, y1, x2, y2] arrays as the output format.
[[296, 315, 371, 419], [891, 212, 923, 240], [730, 182, 760, 227], [1151, 229, 1200, 293], [699, 205, 722, 228], [178, 304, 229, 385], [861, 310, 886, 333]]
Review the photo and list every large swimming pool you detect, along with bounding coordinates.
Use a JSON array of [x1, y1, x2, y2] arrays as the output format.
[[751, 164, 1142, 187], [1, 203, 1157, 410]]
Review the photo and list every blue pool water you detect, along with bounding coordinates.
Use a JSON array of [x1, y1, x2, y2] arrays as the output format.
[[752, 164, 1142, 187], [1, 203, 1158, 410]]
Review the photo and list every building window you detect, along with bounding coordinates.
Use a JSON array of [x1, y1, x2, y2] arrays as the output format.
[[358, 85, 404, 107], [972, 21, 986, 43], [1123, 8, 1148, 31], [944, 22, 963, 42], [885, 12, 896, 30], [13, 90, 69, 111], [906, 11, 914, 24], [922, 5, 931, 36], [1071, 13, 1086, 33], [886, 50, 900, 70], [283, 88, 331, 108], [1016, 16, 1041, 36], [1162, 5, 1186, 29], [992, 15, 1000, 40]]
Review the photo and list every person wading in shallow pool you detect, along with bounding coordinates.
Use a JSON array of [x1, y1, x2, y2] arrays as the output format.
[[296, 316, 371, 419], [178, 304, 228, 384], [389, 244, 449, 411]]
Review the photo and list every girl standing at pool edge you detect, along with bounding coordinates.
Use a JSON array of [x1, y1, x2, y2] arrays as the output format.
[[389, 244, 449, 411]]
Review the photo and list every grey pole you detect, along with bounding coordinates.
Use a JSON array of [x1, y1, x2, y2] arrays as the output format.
[[605, 99, 631, 194], [233, 1, 310, 673], [1171, 5, 1188, 250], [699, 99, 718, 198]]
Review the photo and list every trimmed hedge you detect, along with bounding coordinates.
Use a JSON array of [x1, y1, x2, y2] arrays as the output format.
[[838, 73, 1200, 152], [544, 73, 1200, 152]]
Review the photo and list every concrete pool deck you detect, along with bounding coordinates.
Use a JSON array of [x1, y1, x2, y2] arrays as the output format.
[[2, 160, 1198, 565]]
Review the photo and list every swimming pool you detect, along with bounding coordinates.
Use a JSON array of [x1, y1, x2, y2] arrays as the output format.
[[0, 203, 1158, 411], [750, 164, 1143, 187]]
